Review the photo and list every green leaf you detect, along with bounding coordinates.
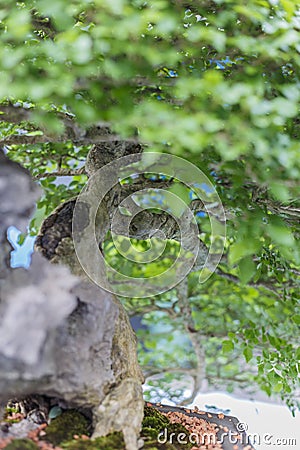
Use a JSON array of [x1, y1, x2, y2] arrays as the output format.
[[17, 233, 26, 246], [229, 239, 260, 265], [238, 256, 256, 284], [268, 225, 295, 247], [269, 182, 290, 203], [243, 347, 253, 363], [273, 382, 283, 393], [293, 315, 300, 325], [228, 332, 238, 343], [170, 184, 190, 204], [168, 183, 191, 212], [118, 206, 132, 216], [29, 205, 47, 234], [222, 340, 234, 353]]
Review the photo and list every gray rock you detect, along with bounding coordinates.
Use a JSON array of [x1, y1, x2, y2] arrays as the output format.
[[0, 419, 39, 440], [0, 150, 41, 235]]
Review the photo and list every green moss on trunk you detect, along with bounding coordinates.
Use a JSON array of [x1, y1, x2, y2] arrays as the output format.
[[61, 432, 124, 449], [4, 439, 39, 450]]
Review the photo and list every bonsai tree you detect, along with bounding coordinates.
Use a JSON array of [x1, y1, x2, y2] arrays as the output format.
[[0, 0, 299, 448]]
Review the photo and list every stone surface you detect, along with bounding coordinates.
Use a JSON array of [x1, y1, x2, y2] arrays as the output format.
[[0, 419, 39, 441], [0, 150, 41, 279], [0, 151, 40, 235]]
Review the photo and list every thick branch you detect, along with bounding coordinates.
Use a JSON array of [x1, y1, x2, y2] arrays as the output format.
[[0, 104, 135, 145], [176, 280, 206, 405]]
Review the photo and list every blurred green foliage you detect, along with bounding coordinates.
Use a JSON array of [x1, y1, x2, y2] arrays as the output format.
[[0, 0, 299, 411]]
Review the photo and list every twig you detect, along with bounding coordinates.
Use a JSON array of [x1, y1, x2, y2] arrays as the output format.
[[33, 167, 86, 180], [215, 268, 281, 297], [143, 366, 197, 378]]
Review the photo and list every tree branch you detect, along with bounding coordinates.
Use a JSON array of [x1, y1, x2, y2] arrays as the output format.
[[215, 268, 282, 297], [253, 191, 300, 220], [33, 168, 86, 180], [176, 280, 206, 405], [0, 103, 137, 145], [143, 366, 197, 378], [127, 301, 177, 319]]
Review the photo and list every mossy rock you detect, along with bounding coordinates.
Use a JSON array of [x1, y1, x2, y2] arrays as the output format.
[[41, 405, 192, 450], [42, 410, 90, 446], [61, 432, 125, 450], [4, 439, 39, 450]]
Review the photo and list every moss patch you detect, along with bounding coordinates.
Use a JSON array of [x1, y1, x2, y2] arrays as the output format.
[[141, 406, 193, 449], [41, 410, 90, 446], [61, 432, 125, 450], [2, 405, 193, 449], [59, 406, 192, 450], [4, 439, 39, 450], [51, 405, 192, 449]]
